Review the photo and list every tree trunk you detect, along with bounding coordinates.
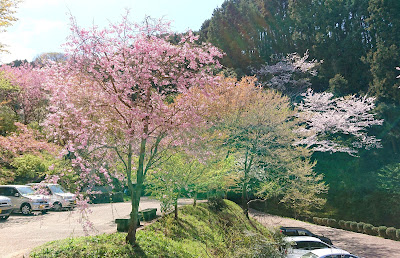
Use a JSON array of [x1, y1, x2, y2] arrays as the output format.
[[174, 198, 178, 219], [193, 191, 197, 207], [126, 135, 147, 245], [242, 180, 249, 219]]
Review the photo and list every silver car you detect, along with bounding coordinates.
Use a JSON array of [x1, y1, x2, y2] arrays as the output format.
[[0, 185, 50, 215], [0, 195, 13, 220], [28, 183, 76, 211]]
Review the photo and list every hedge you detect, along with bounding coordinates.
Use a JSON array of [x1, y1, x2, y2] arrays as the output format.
[[386, 227, 396, 240], [350, 222, 358, 232], [328, 219, 338, 228], [363, 224, 374, 235], [357, 222, 365, 233], [378, 226, 387, 238], [310, 217, 399, 240]]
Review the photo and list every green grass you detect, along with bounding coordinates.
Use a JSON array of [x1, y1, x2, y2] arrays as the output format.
[[30, 199, 284, 257]]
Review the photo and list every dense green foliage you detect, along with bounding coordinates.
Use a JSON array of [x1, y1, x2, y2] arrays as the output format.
[[201, 0, 400, 228], [30, 200, 284, 257]]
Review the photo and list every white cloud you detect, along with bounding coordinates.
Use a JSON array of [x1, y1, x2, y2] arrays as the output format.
[[0, 18, 67, 63]]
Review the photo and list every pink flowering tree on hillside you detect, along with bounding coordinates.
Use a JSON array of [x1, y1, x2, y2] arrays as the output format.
[[44, 15, 222, 244], [0, 63, 48, 125], [296, 89, 384, 156]]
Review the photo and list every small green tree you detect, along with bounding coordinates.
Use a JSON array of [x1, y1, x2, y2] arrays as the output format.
[[145, 152, 231, 219]]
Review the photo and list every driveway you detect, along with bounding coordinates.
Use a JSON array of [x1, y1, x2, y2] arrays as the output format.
[[250, 209, 400, 258], [0, 197, 195, 258]]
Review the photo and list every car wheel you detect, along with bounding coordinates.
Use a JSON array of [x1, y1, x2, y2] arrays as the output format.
[[21, 203, 32, 215], [53, 202, 62, 211]]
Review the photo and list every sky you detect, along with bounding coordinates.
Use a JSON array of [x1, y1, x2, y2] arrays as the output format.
[[0, 0, 225, 64]]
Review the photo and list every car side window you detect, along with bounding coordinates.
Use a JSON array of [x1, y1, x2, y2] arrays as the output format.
[[285, 230, 298, 236], [308, 241, 329, 250], [297, 230, 308, 236], [295, 241, 310, 250], [0, 187, 13, 196]]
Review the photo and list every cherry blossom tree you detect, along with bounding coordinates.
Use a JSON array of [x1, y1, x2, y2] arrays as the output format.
[[0, 63, 48, 125], [252, 51, 321, 99], [296, 89, 384, 156], [0, 122, 58, 183], [44, 15, 222, 244]]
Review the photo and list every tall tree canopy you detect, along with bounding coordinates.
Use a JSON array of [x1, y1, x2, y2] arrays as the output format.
[[44, 15, 222, 244]]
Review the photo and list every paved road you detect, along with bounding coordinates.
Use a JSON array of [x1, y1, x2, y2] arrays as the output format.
[[0, 197, 195, 258], [250, 209, 400, 258], [2, 200, 399, 258]]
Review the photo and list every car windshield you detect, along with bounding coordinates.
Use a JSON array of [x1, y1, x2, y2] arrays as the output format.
[[48, 185, 67, 194], [16, 186, 35, 195]]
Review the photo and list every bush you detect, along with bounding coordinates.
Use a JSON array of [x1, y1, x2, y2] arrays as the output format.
[[328, 219, 338, 228], [338, 220, 346, 229], [357, 222, 365, 233], [378, 226, 388, 238], [372, 227, 379, 236], [363, 224, 374, 235], [386, 227, 396, 240], [344, 221, 351, 230], [312, 217, 319, 224], [207, 196, 226, 212], [396, 229, 400, 240], [322, 218, 329, 226], [350, 222, 358, 232]]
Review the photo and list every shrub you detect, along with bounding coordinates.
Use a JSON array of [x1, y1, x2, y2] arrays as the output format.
[[363, 224, 374, 235], [322, 218, 329, 226], [338, 220, 346, 229], [396, 229, 400, 240], [350, 222, 358, 232], [345, 221, 352, 231], [357, 222, 365, 233], [312, 217, 319, 224], [378, 226, 388, 238], [207, 196, 226, 212], [386, 227, 396, 240], [372, 227, 379, 236], [328, 219, 338, 228]]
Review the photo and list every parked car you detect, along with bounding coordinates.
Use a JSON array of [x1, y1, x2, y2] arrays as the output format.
[[302, 248, 359, 258], [0, 195, 13, 220], [0, 185, 50, 215], [84, 186, 124, 204], [284, 236, 346, 258], [280, 226, 333, 245], [28, 183, 76, 211]]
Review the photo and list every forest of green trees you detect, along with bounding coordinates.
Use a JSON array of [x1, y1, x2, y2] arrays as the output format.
[[199, 0, 400, 227]]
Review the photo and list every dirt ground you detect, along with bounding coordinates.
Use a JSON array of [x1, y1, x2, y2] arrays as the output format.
[[249, 209, 400, 258]]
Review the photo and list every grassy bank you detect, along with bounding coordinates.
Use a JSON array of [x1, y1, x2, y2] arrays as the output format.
[[30, 199, 284, 257]]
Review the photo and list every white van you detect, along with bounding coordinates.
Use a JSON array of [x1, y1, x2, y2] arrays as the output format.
[[0, 185, 50, 215], [28, 183, 76, 211]]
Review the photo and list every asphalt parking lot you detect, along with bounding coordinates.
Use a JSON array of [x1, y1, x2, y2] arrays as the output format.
[[0, 197, 196, 258], [250, 209, 400, 258]]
